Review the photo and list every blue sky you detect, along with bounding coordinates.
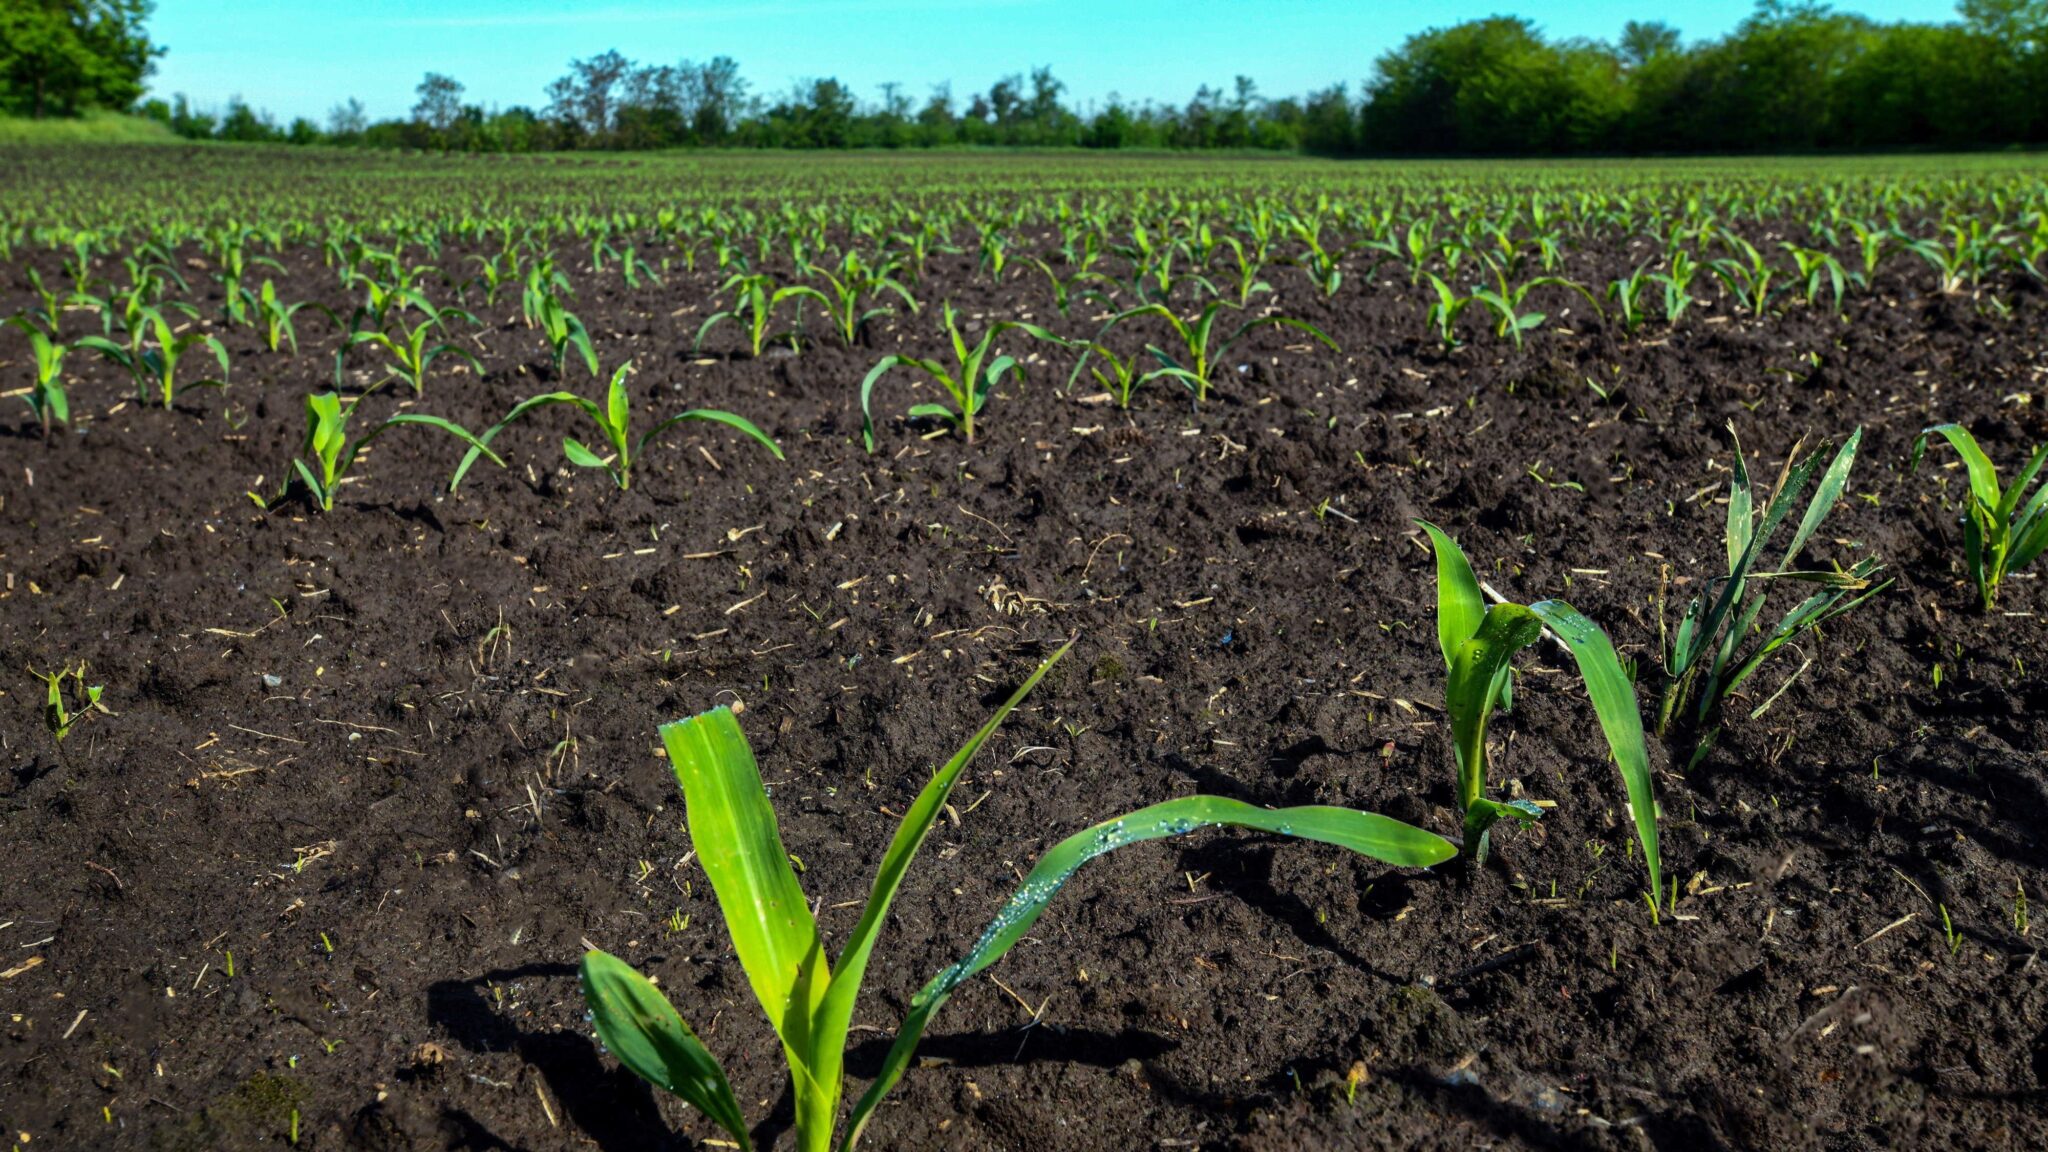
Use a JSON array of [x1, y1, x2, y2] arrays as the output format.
[[149, 0, 1965, 125]]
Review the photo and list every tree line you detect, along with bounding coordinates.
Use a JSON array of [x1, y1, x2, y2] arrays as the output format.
[[15, 1, 2048, 154]]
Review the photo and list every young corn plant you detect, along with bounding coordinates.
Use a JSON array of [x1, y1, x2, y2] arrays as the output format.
[[534, 291, 599, 379], [1026, 256, 1114, 319], [276, 389, 503, 513], [253, 280, 326, 355], [694, 273, 814, 357], [1219, 236, 1275, 306], [22, 269, 79, 335], [215, 241, 286, 328], [1606, 266, 1653, 337], [464, 251, 518, 307], [859, 303, 1064, 450], [799, 253, 918, 346], [519, 259, 574, 327], [1417, 521, 1662, 906], [343, 299, 483, 396], [1469, 269, 1599, 350], [1906, 221, 2009, 295], [1284, 217, 1360, 298], [580, 641, 1454, 1152], [1708, 233, 1780, 316], [1103, 300, 1336, 405], [1422, 274, 1479, 350], [6, 316, 69, 438], [1653, 250, 1701, 326], [455, 361, 782, 492], [1910, 424, 2048, 610], [1782, 244, 1850, 313], [1081, 342, 1205, 410], [32, 663, 105, 744], [1657, 427, 1888, 744], [74, 305, 230, 408]]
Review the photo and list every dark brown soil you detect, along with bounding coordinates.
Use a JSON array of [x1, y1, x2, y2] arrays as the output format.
[[3, 236, 2046, 1152]]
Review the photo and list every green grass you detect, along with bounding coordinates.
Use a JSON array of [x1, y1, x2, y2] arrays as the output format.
[[0, 112, 178, 145]]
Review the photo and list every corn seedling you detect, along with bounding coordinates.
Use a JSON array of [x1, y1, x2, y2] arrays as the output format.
[[32, 663, 104, 744], [580, 641, 1454, 1152], [1658, 427, 1888, 741], [464, 251, 519, 307], [1283, 216, 1360, 297], [1105, 300, 1336, 404], [1653, 250, 1701, 325], [74, 304, 230, 407], [1082, 342, 1205, 410], [213, 239, 285, 328], [533, 291, 599, 379], [1906, 221, 2008, 295], [1846, 219, 1900, 282], [1708, 233, 1779, 315], [519, 258, 574, 327], [253, 280, 327, 355], [278, 389, 504, 512], [22, 268, 77, 335], [1781, 244, 1850, 313], [1417, 521, 1663, 906], [456, 360, 782, 492], [1910, 424, 2048, 610], [343, 298, 483, 395], [1219, 236, 1275, 306], [1939, 904, 1963, 957], [695, 273, 815, 357], [1471, 268, 1600, 350], [613, 243, 663, 289], [1606, 266, 1653, 336], [1026, 256, 1114, 319], [1423, 274, 1480, 350], [859, 303, 1065, 449], [6, 316, 69, 437], [800, 253, 918, 345]]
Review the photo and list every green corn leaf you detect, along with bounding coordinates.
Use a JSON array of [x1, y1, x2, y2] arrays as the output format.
[[659, 710, 830, 1092], [1723, 560, 1891, 696], [1417, 519, 1487, 670], [605, 363, 630, 438], [580, 950, 752, 1149], [858, 355, 908, 453], [1527, 600, 1663, 908], [811, 641, 1072, 1143], [2011, 501, 2048, 570], [1995, 443, 2046, 528], [843, 797, 1454, 1150], [291, 458, 326, 508], [638, 409, 786, 461], [450, 391, 599, 490], [303, 392, 345, 473], [1778, 429, 1861, 569], [1726, 427, 1753, 573], [562, 437, 611, 470], [1671, 593, 1704, 675], [1446, 603, 1542, 827], [380, 414, 506, 468], [1913, 424, 2003, 514], [1694, 444, 1824, 671]]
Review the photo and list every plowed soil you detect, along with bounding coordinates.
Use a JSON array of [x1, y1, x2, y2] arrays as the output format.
[[3, 237, 2046, 1151]]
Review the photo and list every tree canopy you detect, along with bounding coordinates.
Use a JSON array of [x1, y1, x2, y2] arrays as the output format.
[[0, 0, 158, 119]]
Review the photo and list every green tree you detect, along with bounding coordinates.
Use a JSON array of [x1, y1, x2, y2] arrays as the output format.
[[1360, 17, 1627, 153], [0, 0, 159, 119]]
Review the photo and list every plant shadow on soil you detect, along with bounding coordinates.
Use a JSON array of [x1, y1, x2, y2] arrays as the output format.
[[425, 962, 1188, 1150]]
